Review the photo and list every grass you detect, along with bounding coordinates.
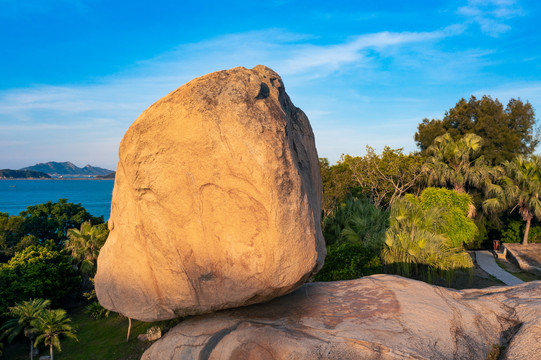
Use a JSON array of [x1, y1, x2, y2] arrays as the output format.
[[495, 258, 541, 282], [1, 305, 180, 360]]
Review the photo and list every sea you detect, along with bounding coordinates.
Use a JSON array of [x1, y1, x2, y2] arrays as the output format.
[[0, 179, 115, 220]]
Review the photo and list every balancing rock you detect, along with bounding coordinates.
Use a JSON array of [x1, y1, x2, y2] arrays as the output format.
[[95, 65, 325, 321]]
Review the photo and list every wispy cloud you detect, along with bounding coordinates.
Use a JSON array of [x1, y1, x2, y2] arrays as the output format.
[[458, 0, 524, 36], [0, 26, 503, 167], [0, 27, 458, 121]]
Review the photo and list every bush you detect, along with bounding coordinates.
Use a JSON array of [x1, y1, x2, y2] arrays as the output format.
[[0, 244, 80, 314], [501, 220, 522, 243], [382, 196, 474, 284], [528, 226, 541, 243], [86, 301, 110, 319], [503, 221, 541, 243], [314, 242, 382, 282], [322, 197, 388, 247], [419, 187, 478, 248]]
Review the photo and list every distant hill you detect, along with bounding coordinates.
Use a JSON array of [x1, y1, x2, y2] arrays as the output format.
[[0, 169, 51, 179], [96, 172, 115, 179], [20, 161, 114, 176]]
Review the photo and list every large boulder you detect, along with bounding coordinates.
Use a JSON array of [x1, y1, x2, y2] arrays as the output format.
[[142, 275, 541, 360], [95, 65, 325, 321]]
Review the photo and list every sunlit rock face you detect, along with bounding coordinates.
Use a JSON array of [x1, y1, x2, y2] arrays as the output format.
[[95, 65, 325, 321], [142, 275, 541, 360]]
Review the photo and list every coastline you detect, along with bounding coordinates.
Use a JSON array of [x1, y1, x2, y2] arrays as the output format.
[[0, 178, 114, 180]]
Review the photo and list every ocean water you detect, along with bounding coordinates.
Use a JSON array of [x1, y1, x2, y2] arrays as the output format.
[[0, 179, 115, 219]]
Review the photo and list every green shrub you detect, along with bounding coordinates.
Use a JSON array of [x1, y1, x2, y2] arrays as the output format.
[[314, 242, 382, 282], [419, 187, 478, 248], [322, 197, 388, 247], [86, 301, 110, 320], [526, 225, 541, 243], [0, 244, 80, 314], [382, 196, 474, 284], [501, 221, 523, 243]]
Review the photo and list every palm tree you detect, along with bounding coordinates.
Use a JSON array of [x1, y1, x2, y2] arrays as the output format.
[[424, 133, 491, 217], [65, 220, 108, 275], [31, 309, 78, 360], [340, 198, 389, 248], [0, 298, 51, 360], [323, 197, 389, 247], [484, 155, 541, 244], [382, 197, 473, 283]]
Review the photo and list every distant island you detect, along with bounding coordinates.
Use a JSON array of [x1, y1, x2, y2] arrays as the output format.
[[0, 169, 51, 179], [21, 161, 114, 176], [1, 161, 115, 179], [96, 172, 115, 179]]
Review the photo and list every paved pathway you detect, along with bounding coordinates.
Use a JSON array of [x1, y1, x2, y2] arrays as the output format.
[[475, 250, 524, 286]]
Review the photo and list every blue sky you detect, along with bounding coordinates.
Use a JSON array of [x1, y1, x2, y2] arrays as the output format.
[[1, 0, 540, 170]]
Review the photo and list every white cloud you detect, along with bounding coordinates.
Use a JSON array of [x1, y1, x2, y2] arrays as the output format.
[[458, 0, 524, 36], [0, 26, 498, 168]]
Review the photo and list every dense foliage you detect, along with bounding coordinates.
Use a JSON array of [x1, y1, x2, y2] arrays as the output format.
[[318, 198, 387, 282], [415, 96, 539, 165], [320, 146, 425, 217], [0, 170, 51, 179], [322, 197, 389, 247], [66, 221, 108, 276], [318, 94, 540, 283], [484, 155, 541, 244], [20, 199, 104, 246], [0, 199, 104, 260], [382, 195, 474, 284], [314, 242, 382, 281], [423, 133, 490, 195], [0, 245, 80, 314], [418, 187, 478, 248]]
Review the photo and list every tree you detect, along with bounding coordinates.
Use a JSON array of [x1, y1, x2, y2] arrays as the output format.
[[342, 146, 425, 208], [65, 220, 108, 276], [415, 95, 539, 165], [31, 308, 78, 360], [484, 156, 541, 244], [340, 199, 389, 248], [0, 245, 80, 314], [320, 158, 356, 218], [322, 197, 389, 247], [0, 213, 25, 259], [0, 298, 51, 360], [20, 199, 104, 246], [423, 133, 492, 217]]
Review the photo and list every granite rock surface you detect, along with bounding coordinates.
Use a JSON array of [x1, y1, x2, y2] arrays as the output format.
[[95, 65, 325, 321], [142, 275, 541, 360]]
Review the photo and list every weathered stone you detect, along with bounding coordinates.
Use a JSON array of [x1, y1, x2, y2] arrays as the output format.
[[95, 65, 325, 321], [503, 243, 541, 276], [142, 275, 541, 360], [146, 326, 162, 341]]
